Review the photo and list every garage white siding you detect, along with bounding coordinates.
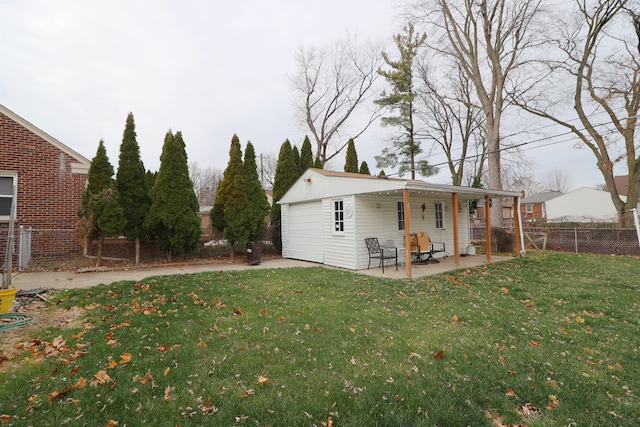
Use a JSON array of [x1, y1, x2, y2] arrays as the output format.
[[283, 201, 323, 263]]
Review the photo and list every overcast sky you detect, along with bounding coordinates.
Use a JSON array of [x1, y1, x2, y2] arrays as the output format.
[[0, 0, 610, 190]]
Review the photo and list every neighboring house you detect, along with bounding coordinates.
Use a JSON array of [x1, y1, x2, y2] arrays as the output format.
[[0, 104, 90, 265], [472, 197, 515, 225], [278, 169, 523, 276], [520, 190, 563, 222], [545, 187, 627, 222]]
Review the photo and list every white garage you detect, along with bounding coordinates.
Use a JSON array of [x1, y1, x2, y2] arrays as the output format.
[[281, 201, 323, 263]]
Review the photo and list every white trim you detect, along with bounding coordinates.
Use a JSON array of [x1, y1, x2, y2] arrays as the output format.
[[0, 172, 17, 222]]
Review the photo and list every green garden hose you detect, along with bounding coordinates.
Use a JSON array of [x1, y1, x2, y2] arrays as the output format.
[[0, 313, 36, 332]]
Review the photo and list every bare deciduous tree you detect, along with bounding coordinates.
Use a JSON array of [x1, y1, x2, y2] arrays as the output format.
[[417, 61, 487, 186], [544, 168, 573, 193], [512, 0, 640, 220], [189, 162, 222, 207], [290, 36, 384, 165], [409, 0, 543, 225], [257, 152, 277, 190]]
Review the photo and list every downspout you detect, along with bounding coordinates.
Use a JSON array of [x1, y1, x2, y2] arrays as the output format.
[[517, 195, 526, 256], [632, 208, 640, 246]]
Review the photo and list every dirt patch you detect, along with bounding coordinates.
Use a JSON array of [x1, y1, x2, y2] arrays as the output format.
[[0, 295, 86, 373]]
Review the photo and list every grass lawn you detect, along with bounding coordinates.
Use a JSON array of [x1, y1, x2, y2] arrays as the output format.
[[1, 251, 639, 426]]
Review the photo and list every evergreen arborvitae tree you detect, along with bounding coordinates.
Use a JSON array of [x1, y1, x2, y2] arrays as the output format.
[[271, 140, 298, 253], [116, 113, 151, 265], [291, 145, 303, 177], [145, 131, 201, 261], [211, 134, 247, 255], [344, 138, 359, 172], [244, 141, 270, 241], [379, 169, 386, 176], [300, 136, 314, 170], [359, 161, 371, 175], [145, 170, 157, 190], [78, 140, 125, 267], [314, 157, 323, 169]]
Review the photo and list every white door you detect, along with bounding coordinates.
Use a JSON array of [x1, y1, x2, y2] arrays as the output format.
[[286, 201, 323, 263]]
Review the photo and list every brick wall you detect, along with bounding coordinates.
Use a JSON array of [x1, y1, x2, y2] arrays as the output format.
[[0, 111, 88, 257]]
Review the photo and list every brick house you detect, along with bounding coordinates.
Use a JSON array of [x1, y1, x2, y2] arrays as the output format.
[[1, 104, 90, 268], [520, 190, 563, 222]]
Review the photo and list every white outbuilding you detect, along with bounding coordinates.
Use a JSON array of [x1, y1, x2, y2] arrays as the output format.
[[278, 169, 524, 277]]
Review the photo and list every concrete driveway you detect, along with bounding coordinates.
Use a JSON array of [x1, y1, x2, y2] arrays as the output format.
[[9, 255, 513, 291]]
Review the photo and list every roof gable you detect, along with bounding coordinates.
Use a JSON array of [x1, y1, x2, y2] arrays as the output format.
[[0, 104, 90, 173]]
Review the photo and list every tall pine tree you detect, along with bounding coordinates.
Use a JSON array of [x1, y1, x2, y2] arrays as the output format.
[[78, 140, 125, 267], [375, 23, 436, 179], [344, 138, 359, 172], [244, 141, 269, 241], [271, 140, 298, 253], [116, 113, 151, 265], [211, 134, 247, 255], [145, 131, 201, 261]]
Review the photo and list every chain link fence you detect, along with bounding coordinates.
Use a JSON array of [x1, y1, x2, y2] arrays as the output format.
[[471, 225, 640, 255], [1, 225, 278, 272]]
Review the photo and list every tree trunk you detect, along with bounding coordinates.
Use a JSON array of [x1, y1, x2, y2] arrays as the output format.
[[135, 237, 140, 265], [96, 234, 104, 268]]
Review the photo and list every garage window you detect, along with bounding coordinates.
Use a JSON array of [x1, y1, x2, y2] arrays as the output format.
[[0, 174, 16, 222], [333, 200, 344, 233]]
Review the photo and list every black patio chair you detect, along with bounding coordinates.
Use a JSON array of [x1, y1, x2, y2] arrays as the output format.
[[365, 237, 398, 273]]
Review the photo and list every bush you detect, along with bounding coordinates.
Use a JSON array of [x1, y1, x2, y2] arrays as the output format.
[[491, 227, 514, 253]]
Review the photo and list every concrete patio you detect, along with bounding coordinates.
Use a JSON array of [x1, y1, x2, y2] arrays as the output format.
[[355, 254, 515, 279]]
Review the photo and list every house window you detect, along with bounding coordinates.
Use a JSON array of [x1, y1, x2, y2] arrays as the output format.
[[333, 200, 344, 233], [434, 202, 444, 229], [0, 174, 16, 221], [526, 204, 533, 213], [397, 201, 405, 231]]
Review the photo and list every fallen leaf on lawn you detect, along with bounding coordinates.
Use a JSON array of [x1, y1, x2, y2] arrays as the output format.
[[164, 367, 171, 376], [433, 349, 445, 359], [241, 389, 255, 397], [198, 340, 207, 348], [232, 307, 243, 316], [452, 315, 459, 323], [575, 316, 585, 324], [278, 316, 285, 322], [158, 343, 169, 352], [72, 331, 85, 340], [143, 306, 154, 315], [528, 340, 541, 346], [506, 388, 517, 397], [257, 375, 269, 385], [73, 377, 87, 389], [119, 353, 132, 364], [1, 414, 11, 422], [106, 421, 118, 427], [546, 394, 559, 410], [108, 359, 118, 369], [321, 416, 334, 427], [498, 355, 505, 366], [90, 370, 112, 387], [349, 327, 356, 333], [164, 385, 173, 402], [500, 287, 509, 293], [259, 308, 267, 314]]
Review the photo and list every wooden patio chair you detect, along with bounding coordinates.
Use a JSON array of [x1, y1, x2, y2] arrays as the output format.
[[365, 237, 397, 273], [410, 232, 446, 264]]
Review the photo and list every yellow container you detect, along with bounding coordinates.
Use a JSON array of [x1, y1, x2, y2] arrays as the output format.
[[0, 287, 17, 313]]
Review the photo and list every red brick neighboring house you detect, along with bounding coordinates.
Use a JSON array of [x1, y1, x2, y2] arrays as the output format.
[[1, 104, 90, 268], [520, 190, 563, 222]]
